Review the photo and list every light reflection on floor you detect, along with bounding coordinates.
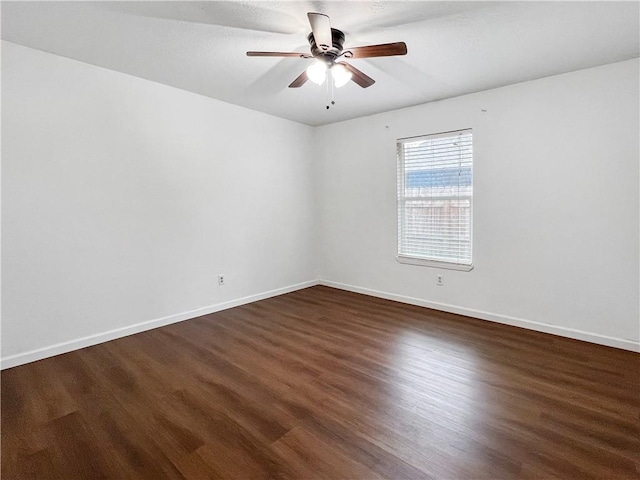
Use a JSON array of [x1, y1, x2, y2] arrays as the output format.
[[378, 328, 490, 463]]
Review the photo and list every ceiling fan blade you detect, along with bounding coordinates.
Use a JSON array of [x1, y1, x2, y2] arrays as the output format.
[[307, 12, 332, 51], [344, 42, 407, 59], [247, 51, 311, 58], [288, 71, 309, 88], [338, 62, 375, 88]]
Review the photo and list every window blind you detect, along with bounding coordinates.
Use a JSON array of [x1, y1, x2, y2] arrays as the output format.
[[397, 129, 473, 266]]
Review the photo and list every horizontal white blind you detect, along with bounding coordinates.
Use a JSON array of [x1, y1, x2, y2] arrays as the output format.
[[397, 129, 473, 266]]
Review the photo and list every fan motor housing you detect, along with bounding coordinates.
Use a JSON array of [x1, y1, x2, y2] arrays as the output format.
[[307, 28, 345, 60]]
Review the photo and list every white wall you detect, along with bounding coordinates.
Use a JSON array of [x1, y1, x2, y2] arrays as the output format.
[[3, 42, 638, 367], [1, 42, 316, 366], [316, 59, 640, 350]]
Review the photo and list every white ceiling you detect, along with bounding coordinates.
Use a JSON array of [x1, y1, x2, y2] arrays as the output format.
[[2, 1, 639, 126]]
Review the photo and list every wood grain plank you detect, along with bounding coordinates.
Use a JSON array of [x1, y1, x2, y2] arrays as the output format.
[[2, 286, 639, 479]]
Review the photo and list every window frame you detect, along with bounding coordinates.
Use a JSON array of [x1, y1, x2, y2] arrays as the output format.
[[396, 128, 474, 271]]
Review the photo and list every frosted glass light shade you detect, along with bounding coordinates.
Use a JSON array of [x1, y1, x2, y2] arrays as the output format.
[[331, 64, 352, 88], [306, 61, 327, 85]]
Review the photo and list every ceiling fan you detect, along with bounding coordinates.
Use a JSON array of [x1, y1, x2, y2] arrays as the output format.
[[246, 12, 407, 89]]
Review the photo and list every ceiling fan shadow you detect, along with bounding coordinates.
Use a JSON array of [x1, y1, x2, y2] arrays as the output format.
[[98, 2, 303, 35], [246, 53, 313, 94], [352, 2, 493, 35], [360, 56, 447, 97]]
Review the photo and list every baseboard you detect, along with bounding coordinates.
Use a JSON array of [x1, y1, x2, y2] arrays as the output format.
[[1, 280, 319, 370], [319, 280, 640, 353], [4, 278, 637, 369]]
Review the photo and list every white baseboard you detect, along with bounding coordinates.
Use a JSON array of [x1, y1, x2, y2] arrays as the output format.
[[1, 280, 319, 370], [319, 280, 640, 353], [3, 278, 637, 369]]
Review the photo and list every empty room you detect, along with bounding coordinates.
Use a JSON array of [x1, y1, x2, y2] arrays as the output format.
[[2, 1, 639, 479]]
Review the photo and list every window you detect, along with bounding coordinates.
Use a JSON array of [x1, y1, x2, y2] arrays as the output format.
[[397, 129, 473, 270]]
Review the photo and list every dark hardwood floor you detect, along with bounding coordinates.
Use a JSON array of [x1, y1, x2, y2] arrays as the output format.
[[2, 285, 639, 479]]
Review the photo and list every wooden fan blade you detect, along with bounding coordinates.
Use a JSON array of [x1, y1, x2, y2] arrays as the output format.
[[289, 71, 309, 88], [344, 42, 407, 59], [338, 62, 375, 88], [307, 12, 332, 51], [247, 51, 311, 58]]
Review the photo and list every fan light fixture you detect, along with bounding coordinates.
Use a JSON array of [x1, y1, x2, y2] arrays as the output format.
[[306, 61, 353, 88], [331, 64, 352, 88], [306, 60, 327, 85]]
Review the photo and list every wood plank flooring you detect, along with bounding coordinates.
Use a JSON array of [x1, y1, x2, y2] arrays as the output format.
[[2, 285, 639, 479]]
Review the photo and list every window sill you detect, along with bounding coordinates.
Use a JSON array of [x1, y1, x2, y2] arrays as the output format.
[[396, 255, 474, 271]]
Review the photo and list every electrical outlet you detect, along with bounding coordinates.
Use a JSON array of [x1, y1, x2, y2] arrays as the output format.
[[437, 274, 444, 286], [218, 274, 225, 286]]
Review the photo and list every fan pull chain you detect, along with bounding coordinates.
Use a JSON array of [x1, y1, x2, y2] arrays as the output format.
[[326, 74, 330, 109], [326, 73, 336, 110]]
